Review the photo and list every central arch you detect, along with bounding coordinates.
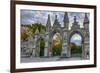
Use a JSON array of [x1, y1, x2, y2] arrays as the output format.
[[52, 32, 62, 56], [51, 29, 62, 56]]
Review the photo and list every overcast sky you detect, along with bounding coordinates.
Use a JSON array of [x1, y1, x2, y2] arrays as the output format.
[[20, 9, 90, 28]]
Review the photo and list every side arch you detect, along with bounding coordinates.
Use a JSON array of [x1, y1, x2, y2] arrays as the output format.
[[68, 30, 85, 58], [68, 30, 84, 44], [35, 35, 46, 57]]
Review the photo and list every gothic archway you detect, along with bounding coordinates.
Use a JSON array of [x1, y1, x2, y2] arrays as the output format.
[[35, 36, 45, 57], [68, 30, 84, 58], [51, 29, 62, 56], [52, 32, 62, 56]]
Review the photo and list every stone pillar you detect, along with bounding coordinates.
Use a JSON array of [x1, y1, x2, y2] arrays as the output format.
[[34, 34, 40, 57], [82, 36, 89, 59], [82, 43, 85, 59], [82, 44, 88, 59], [68, 46, 71, 57], [61, 30, 70, 57], [85, 45, 89, 59], [32, 48, 35, 57], [37, 41, 40, 57], [34, 35, 37, 57], [48, 37, 52, 57], [44, 32, 49, 57], [61, 43, 68, 57], [82, 13, 89, 59], [61, 12, 71, 58]]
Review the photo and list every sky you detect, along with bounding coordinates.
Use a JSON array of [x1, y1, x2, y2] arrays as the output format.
[[70, 33, 82, 45], [20, 9, 90, 28]]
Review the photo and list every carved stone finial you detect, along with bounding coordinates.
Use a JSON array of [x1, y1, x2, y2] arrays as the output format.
[[74, 16, 77, 23]]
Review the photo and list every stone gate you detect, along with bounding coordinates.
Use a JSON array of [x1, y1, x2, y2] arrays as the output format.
[[29, 12, 89, 59]]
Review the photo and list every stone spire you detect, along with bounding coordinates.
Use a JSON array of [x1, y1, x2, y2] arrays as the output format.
[[63, 12, 69, 28], [53, 15, 60, 28], [71, 16, 80, 30], [46, 14, 51, 31], [73, 16, 78, 25], [83, 13, 89, 24], [61, 12, 70, 57], [83, 13, 89, 30]]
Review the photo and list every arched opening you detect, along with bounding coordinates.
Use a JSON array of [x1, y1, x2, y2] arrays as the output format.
[[52, 32, 62, 56], [39, 38, 45, 57], [69, 33, 83, 57]]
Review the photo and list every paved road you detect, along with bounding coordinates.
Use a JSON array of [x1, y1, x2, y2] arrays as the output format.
[[21, 56, 85, 63]]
